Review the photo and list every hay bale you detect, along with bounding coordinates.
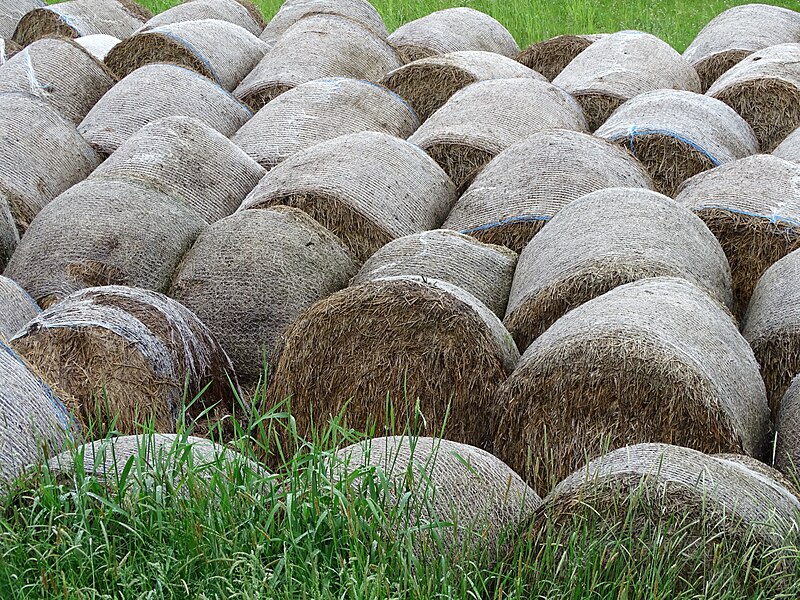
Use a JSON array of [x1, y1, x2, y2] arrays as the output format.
[[78, 63, 252, 156], [12, 285, 243, 439], [387, 8, 519, 64], [0, 38, 21, 63], [0, 92, 100, 232], [773, 126, 800, 163], [715, 452, 800, 498], [707, 43, 800, 152], [240, 131, 454, 262], [233, 14, 401, 111], [380, 51, 545, 123], [442, 129, 654, 253], [74, 34, 119, 60], [504, 188, 733, 351], [231, 78, 419, 170], [0, 276, 40, 340], [0, 194, 18, 270], [260, 0, 387, 45], [776, 375, 800, 478], [515, 34, 605, 82], [105, 19, 269, 91], [89, 116, 265, 223], [12, 0, 151, 47], [495, 277, 769, 495], [552, 31, 701, 132], [407, 78, 587, 188], [139, 0, 262, 36], [683, 3, 800, 92], [4, 178, 206, 307], [352, 229, 517, 318], [0, 37, 115, 125], [170, 207, 357, 385], [595, 89, 758, 197], [675, 154, 800, 320], [0, 0, 44, 39]]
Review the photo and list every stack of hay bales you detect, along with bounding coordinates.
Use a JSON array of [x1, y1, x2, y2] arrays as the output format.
[[595, 89, 758, 196], [776, 376, 800, 477], [0, 0, 43, 56], [139, 0, 264, 35], [682, 3, 800, 91], [503, 188, 733, 351], [442, 129, 654, 252], [495, 277, 769, 494], [515, 34, 605, 81], [233, 14, 401, 110], [675, 154, 800, 319], [0, 276, 39, 340], [707, 43, 800, 152], [239, 131, 455, 262], [74, 34, 120, 60], [552, 31, 701, 131], [79, 63, 253, 156], [170, 206, 357, 386], [259, 0, 387, 45], [11, 285, 243, 439], [774, 127, 800, 162], [387, 8, 519, 64], [381, 51, 545, 123], [231, 78, 420, 170], [407, 79, 588, 188]]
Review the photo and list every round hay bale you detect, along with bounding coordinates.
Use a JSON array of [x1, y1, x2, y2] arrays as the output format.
[[74, 34, 119, 60], [240, 131, 454, 262], [78, 63, 252, 156], [260, 0, 387, 45], [407, 78, 588, 189], [683, 3, 800, 92], [105, 19, 269, 92], [773, 126, 800, 163], [352, 229, 517, 318], [0, 194, 18, 270], [0, 0, 44, 39], [515, 34, 605, 82], [0, 276, 40, 341], [776, 375, 800, 478], [380, 50, 545, 123], [387, 7, 519, 64], [442, 129, 654, 253], [4, 178, 206, 307], [707, 43, 800, 152], [595, 89, 758, 197], [0, 37, 115, 125], [714, 452, 800, 498], [170, 206, 357, 385], [12, 0, 151, 47], [269, 276, 519, 451], [335, 436, 541, 560], [0, 38, 22, 64], [233, 14, 401, 111], [89, 116, 265, 223], [675, 154, 800, 320], [12, 285, 243, 439], [552, 31, 701, 132], [0, 92, 100, 233], [495, 277, 770, 495], [139, 0, 262, 36], [231, 78, 419, 170], [504, 188, 733, 351]]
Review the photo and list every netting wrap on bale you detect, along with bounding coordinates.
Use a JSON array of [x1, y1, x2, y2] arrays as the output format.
[[139, 0, 262, 36], [170, 206, 357, 385], [515, 34, 605, 82], [552, 31, 701, 132], [595, 89, 758, 197], [0, 276, 39, 341], [79, 63, 252, 156], [260, 0, 387, 45], [12, 286, 242, 439], [233, 14, 401, 111], [0, 38, 21, 64], [231, 78, 419, 170], [240, 131, 454, 262], [407, 78, 588, 188], [504, 188, 733, 351], [774, 127, 800, 163], [0, 195, 17, 270], [0, 0, 43, 39], [495, 277, 769, 495], [74, 34, 119, 60], [387, 7, 519, 64], [442, 129, 654, 253], [90, 116, 265, 223], [777, 376, 800, 478]]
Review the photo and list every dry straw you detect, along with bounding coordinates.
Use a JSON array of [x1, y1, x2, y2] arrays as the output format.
[[0, 276, 40, 341], [407, 78, 588, 188], [139, 0, 263, 36], [170, 206, 357, 385], [387, 7, 519, 64], [0, 0, 43, 39], [552, 31, 701, 132], [442, 129, 654, 253], [595, 89, 758, 197], [89, 116, 265, 224], [268, 276, 520, 451], [776, 375, 800, 479], [774, 126, 800, 163], [0, 195, 18, 270], [381, 51, 545, 123], [707, 43, 800, 152], [515, 34, 605, 82], [683, 3, 800, 92], [12, 285, 243, 439], [74, 34, 119, 60], [234, 14, 401, 111], [675, 154, 800, 320], [239, 131, 454, 262], [504, 188, 733, 351], [79, 63, 252, 156], [231, 78, 420, 170], [1, 38, 22, 63], [260, 0, 387, 45], [495, 277, 769, 495]]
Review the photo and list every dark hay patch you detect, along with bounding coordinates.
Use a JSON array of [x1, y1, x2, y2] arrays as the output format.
[[12, 9, 78, 46], [515, 35, 595, 81], [467, 218, 548, 254], [425, 142, 495, 191], [694, 50, 752, 92], [238, 83, 295, 112], [575, 92, 626, 133], [115, 0, 153, 22], [382, 63, 476, 122], [395, 44, 438, 64], [104, 33, 216, 83]]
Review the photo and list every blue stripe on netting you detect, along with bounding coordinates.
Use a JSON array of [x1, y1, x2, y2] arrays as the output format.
[[460, 214, 552, 235], [158, 31, 224, 90], [695, 205, 800, 229], [608, 125, 722, 167]]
